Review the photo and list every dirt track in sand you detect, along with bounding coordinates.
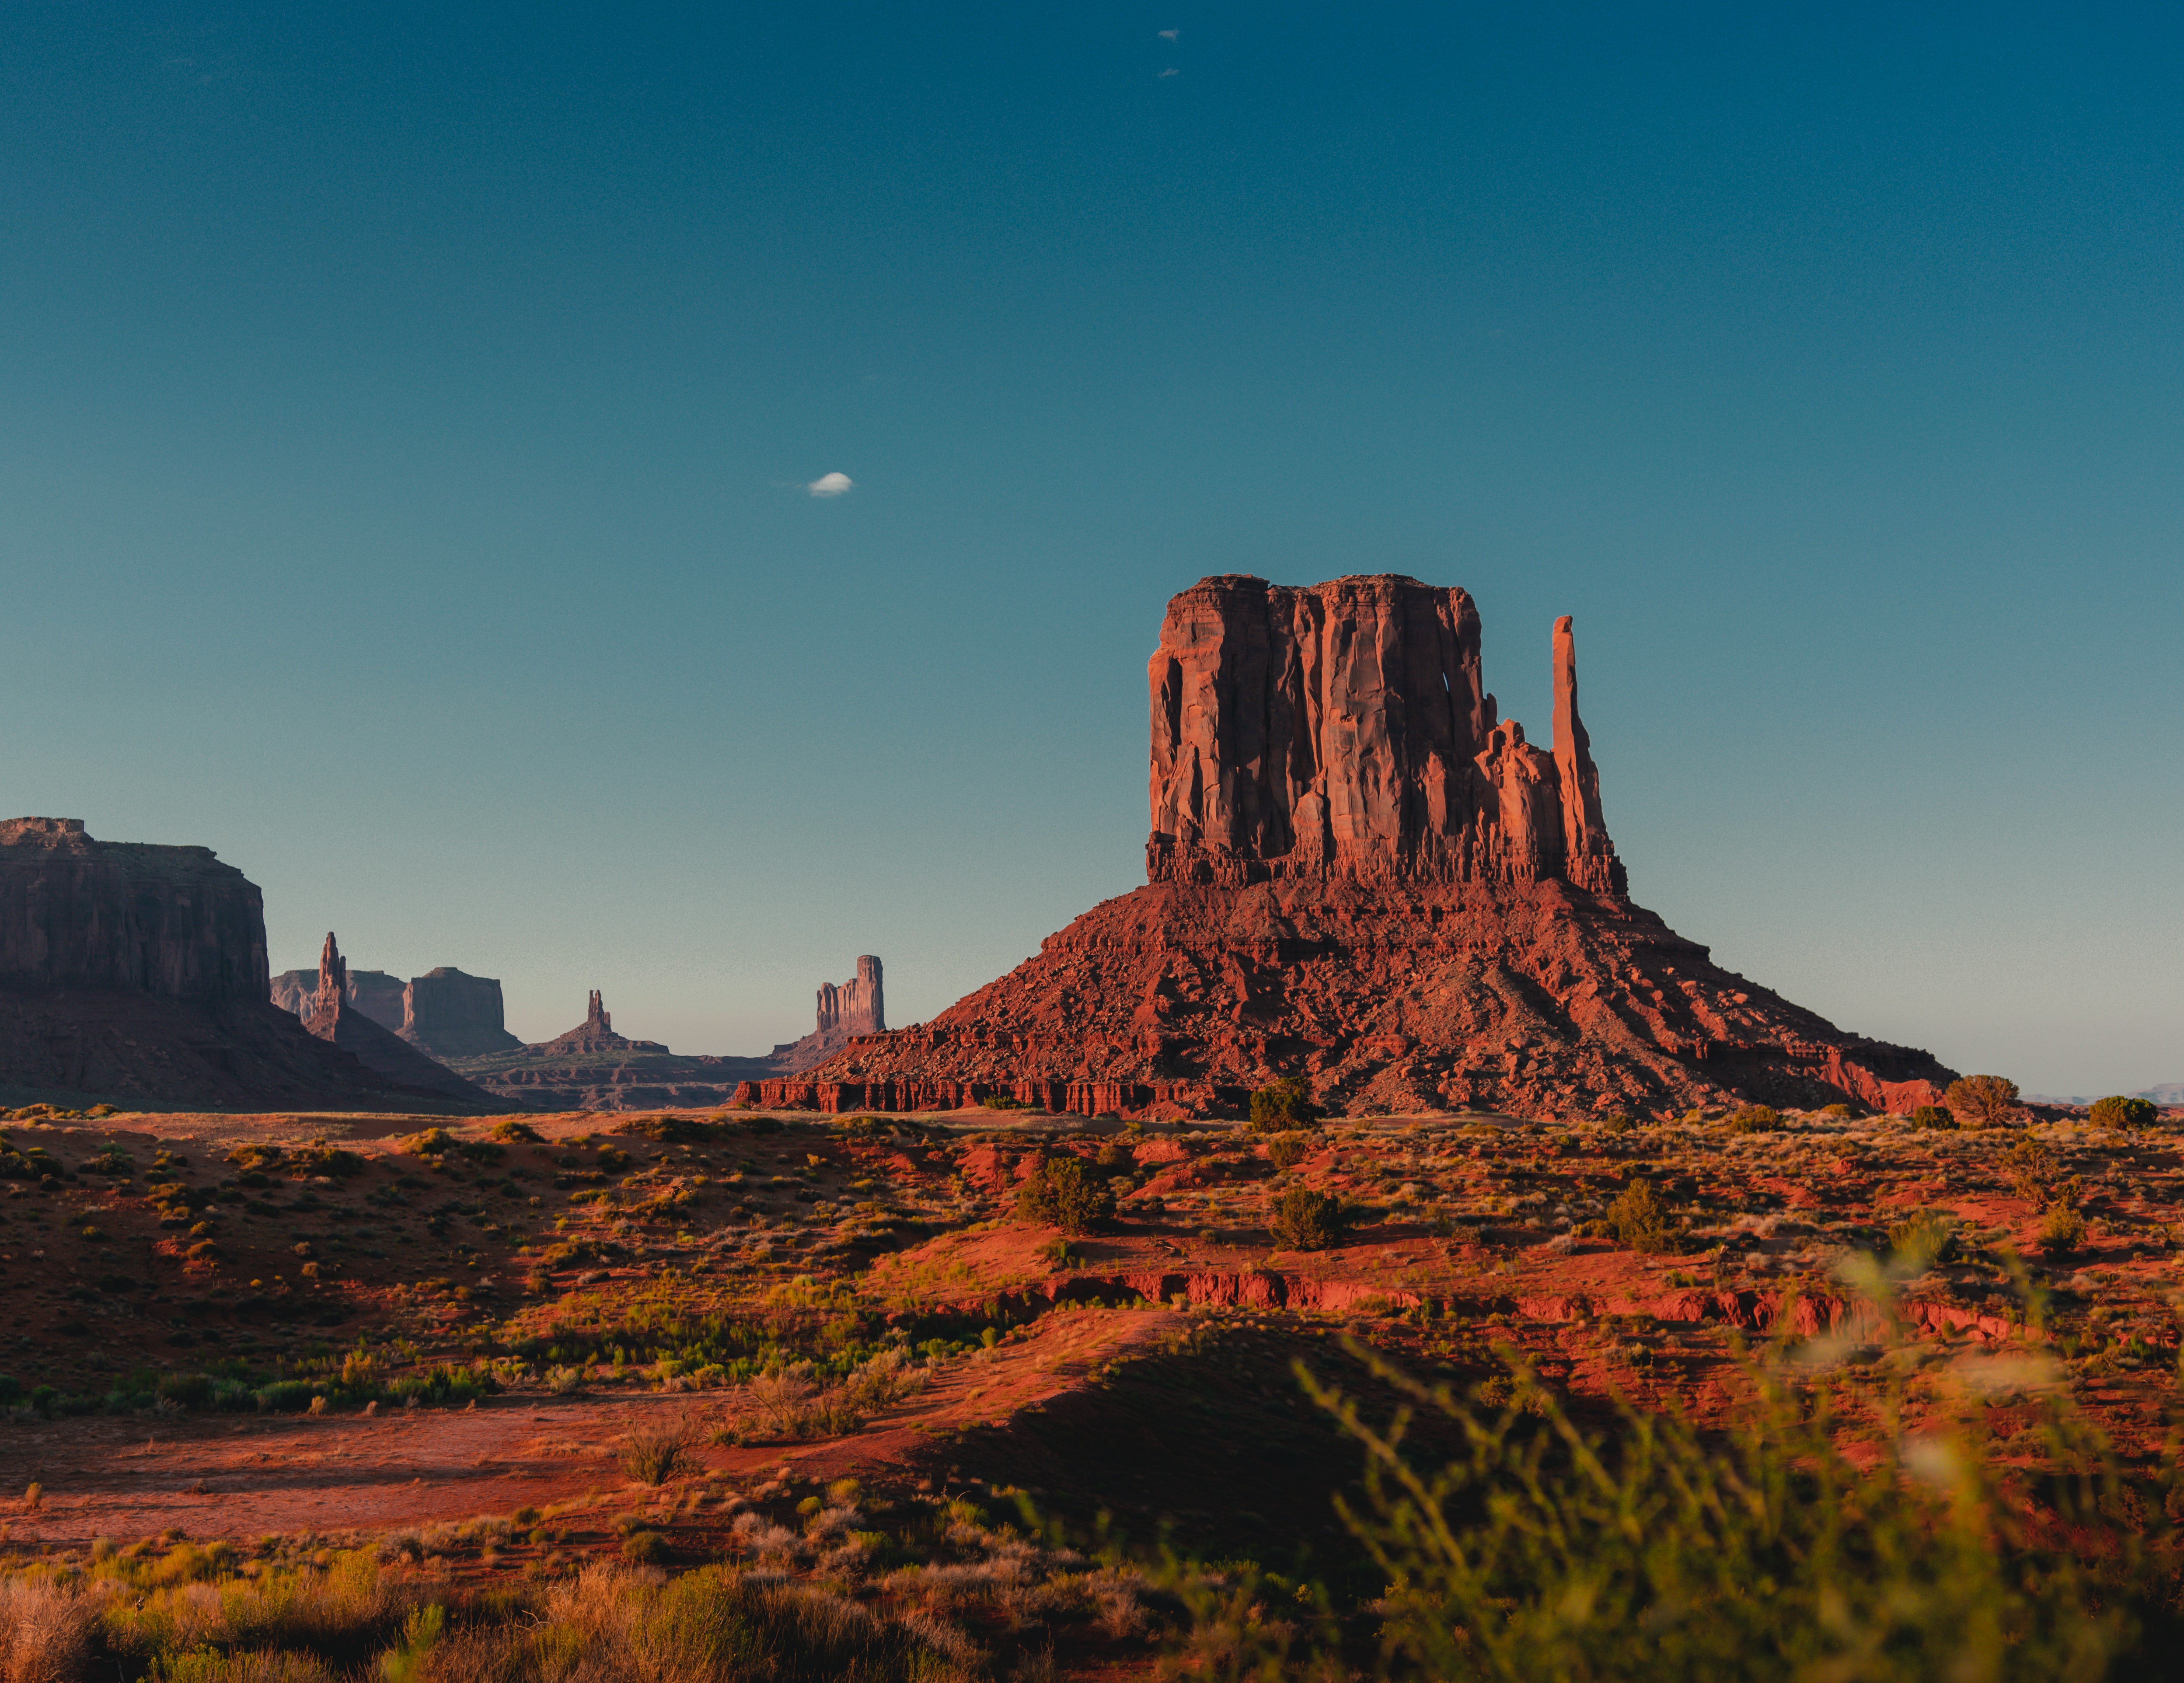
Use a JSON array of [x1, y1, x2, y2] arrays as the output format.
[[0, 1308, 1176, 1548]]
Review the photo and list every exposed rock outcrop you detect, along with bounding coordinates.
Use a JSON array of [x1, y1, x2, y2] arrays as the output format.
[[0, 817, 268, 999], [300, 934, 498, 1111], [752, 575, 1954, 1120], [400, 967, 520, 1059], [767, 957, 886, 1072], [0, 820, 488, 1112], [270, 966, 405, 1029]]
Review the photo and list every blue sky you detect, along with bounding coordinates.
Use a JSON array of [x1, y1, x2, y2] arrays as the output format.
[[3, 4, 2178, 1092]]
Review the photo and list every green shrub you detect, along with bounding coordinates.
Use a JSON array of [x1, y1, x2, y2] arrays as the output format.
[[1819, 1102, 1859, 1119], [1270, 1186, 1350, 1252], [1597, 1112, 1638, 1133], [1015, 1156, 1116, 1235], [157, 1372, 213, 1410], [1249, 1077, 1321, 1133], [1908, 1104, 1954, 1130], [255, 1379, 317, 1413], [1885, 1210, 1955, 1268], [489, 1119, 546, 1143], [1945, 1074, 2021, 1129], [2038, 1203, 2087, 1258], [1266, 1132, 1313, 1170], [1284, 1344, 2144, 1683], [1605, 1179, 1677, 1253], [2089, 1095, 2156, 1131], [1724, 1104, 1781, 1134], [621, 1529, 670, 1564]]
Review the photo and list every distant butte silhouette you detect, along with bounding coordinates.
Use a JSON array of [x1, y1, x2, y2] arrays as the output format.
[[745, 573, 1956, 1121]]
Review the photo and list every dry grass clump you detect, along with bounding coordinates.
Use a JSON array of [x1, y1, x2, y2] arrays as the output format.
[[618, 1414, 700, 1486], [717, 1352, 926, 1445], [0, 1546, 989, 1683]]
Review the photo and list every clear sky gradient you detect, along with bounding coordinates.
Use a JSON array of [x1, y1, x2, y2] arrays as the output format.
[[3, 5, 2178, 1093]]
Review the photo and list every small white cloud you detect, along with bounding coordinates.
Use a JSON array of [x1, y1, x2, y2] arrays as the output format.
[[1158, 66, 1179, 77], [806, 472, 854, 498], [1158, 28, 1178, 40]]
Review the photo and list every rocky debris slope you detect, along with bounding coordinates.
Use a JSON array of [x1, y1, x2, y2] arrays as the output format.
[[762, 574, 1953, 1121], [299, 934, 498, 1111], [0, 819, 486, 1112]]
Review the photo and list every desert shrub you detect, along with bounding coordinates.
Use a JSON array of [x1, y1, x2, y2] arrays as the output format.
[[157, 1372, 214, 1410], [398, 1128, 504, 1164], [84, 1146, 134, 1176], [1605, 1179, 1677, 1253], [1819, 1102, 1859, 1119], [1908, 1104, 1954, 1130], [620, 1415, 699, 1485], [2089, 1095, 2157, 1131], [489, 1119, 545, 1143], [1266, 1132, 1313, 1171], [1946, 1073, 2022, 1129], [2039, 1203, 2088, 1258], [1886, 1210, 1955, 1268], [1249, 1076, 1321, 1133], [1724, 1104, 1781, 1134], [1281, 1344, 2147, 1683], [978, 1091, 1034, 1110], [256, 1380, 317, 1413], [1016, 1156, 1116, 1234], [1270, 1186, 1350, 1251], [1597, 1112, 1638, 1133], [621, 1529, 670, 1564]]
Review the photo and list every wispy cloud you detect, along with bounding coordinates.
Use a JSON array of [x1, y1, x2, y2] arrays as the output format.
[[806, 471, 854, 498], [1158, 28, 1178, 40], [1158, 66, 1179, 77]]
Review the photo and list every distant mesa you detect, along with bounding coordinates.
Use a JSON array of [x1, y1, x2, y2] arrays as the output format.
[[272, 961, 520, 1060], [743, 573, 1958, 1121], [297, 934, 498, 1111], [448, 960, 888, 1111], [0, 817, 487, 1113]]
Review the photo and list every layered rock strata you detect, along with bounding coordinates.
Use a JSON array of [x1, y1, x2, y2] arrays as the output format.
[[0, 820, 487, 1112], [449, 991, 778, 1111], [753, 574, 1954, 1121], [451, 963, 893, 1110]]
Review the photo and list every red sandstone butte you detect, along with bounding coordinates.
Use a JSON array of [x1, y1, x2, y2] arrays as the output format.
[[745, 574, 1953, 1121]]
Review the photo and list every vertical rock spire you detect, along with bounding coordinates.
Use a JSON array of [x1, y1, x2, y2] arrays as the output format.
[[315, 932, 347, 1020], [1551, 616, 1625, 895]]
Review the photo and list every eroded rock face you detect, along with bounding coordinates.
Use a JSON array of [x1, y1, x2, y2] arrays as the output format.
[[0, 822, 483, 1112], [301, 933, 497, 1111], [0, 817, 268, 999], [782, 574, 1952, 1119], [400, 967, 520, 1059], [769, 957, 887, 1072], [1145, 576, 1624, 893], [270, 966, 405, 1029]]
